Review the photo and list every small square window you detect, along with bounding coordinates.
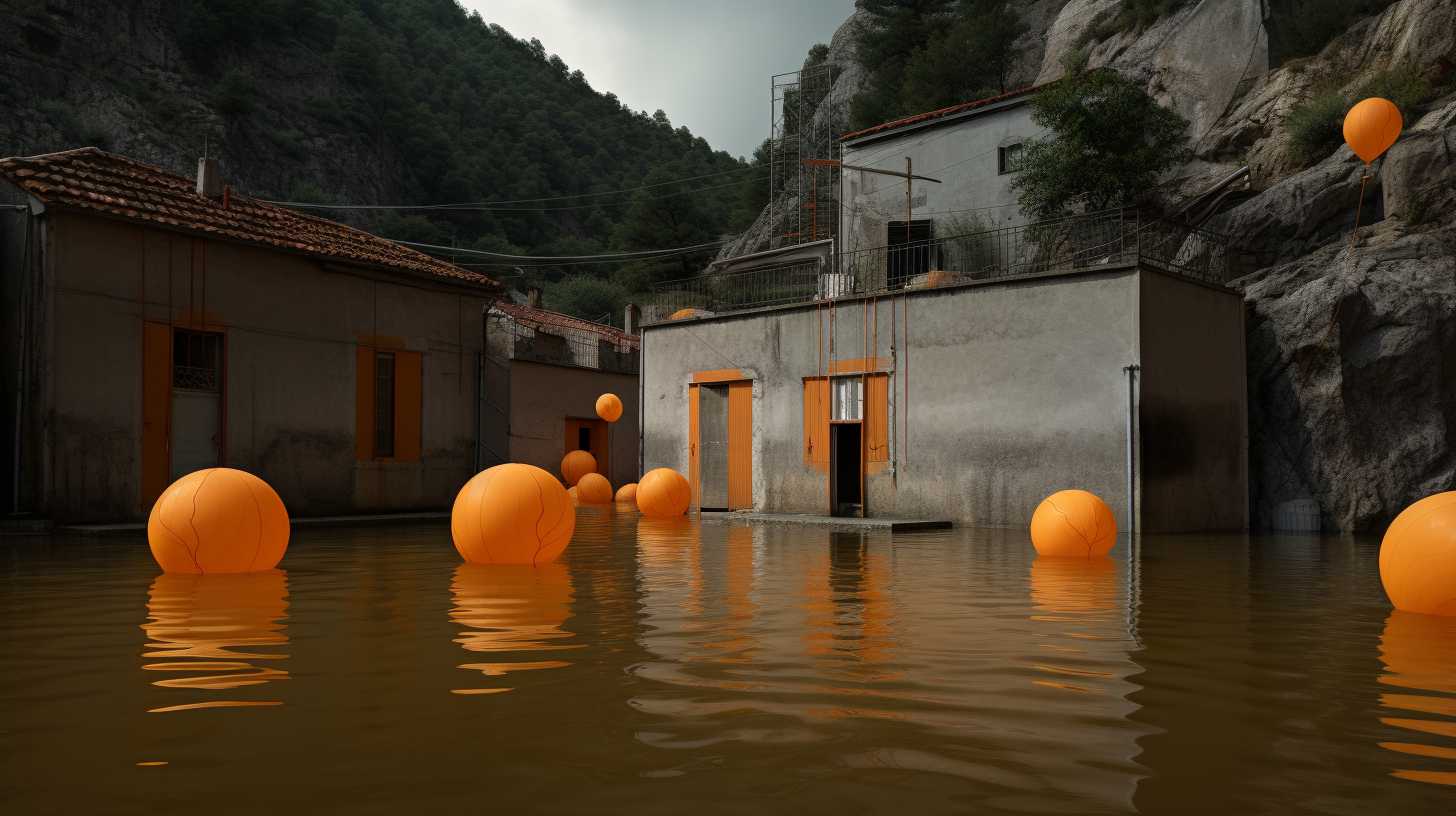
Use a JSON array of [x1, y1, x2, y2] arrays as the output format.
[[998, 143, 1025, 175], [832, 377, 863, 421]]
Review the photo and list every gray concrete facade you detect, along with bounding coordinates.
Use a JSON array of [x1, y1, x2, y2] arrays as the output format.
[[1, 204, 497, 521], [642, 265, 1249, 533], [840, 97, 1046, 260]]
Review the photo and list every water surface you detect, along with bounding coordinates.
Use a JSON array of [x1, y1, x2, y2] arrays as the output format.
[[2, 511, 1453, 814]]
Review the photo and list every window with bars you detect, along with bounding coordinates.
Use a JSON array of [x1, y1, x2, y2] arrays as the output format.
[[172, 329, 222, 391], [374, 352, 396, 458]]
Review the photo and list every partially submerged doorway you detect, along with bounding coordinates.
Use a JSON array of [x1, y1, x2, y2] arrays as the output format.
[[689, 379, 752, 511]]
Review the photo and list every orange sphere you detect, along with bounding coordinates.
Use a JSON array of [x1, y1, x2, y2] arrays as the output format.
[[560, 449, 597, 486], [637, 467, 691, 518], [1030, 489, 1117, 558], [615, 482, 638, 505], [451, 463, 575, 565], [595, 393, 623, 423], [1380, 492, 1456, 616], [147, 468, 290, 574], [1344, 97, 1403, 164], [577, 472, 613, 504]]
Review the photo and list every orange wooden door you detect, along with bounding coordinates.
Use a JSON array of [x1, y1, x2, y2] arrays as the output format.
[[727, 381, 752, 510], [141, 321, 172, 509], [688, 384, 700, 509]]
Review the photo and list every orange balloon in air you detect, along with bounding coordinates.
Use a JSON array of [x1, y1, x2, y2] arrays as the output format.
[[615, 482, 638, 505], [1343, 97, 1403, 164], [561, 449, 597, 486], [1380, 492, 1456, 616], [147, 468, 290, 574], [1030, 489, 1117, 558], [577, 472, 613, 504], [451, 463, 575, 565], [596, 393, 623, 423], [637, 467, 691, 518]]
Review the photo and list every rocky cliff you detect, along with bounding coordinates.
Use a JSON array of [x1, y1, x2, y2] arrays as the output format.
[[732, 0, 1456, 531]]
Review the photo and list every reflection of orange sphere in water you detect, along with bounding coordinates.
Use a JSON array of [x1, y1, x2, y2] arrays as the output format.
[[1380, 610, 1456, 694], [1030, 490, 1117, 558], [142, 570, 289, 701], [560, 450, 597, 486], [1377, 610, 1456, 787], [615, 483, 638, 505], [637, 467, 690, 518], [577, 472, 613, 504], [451, 562, 575, 693], [595, 393, 623, 423], [451, 463, 574, 565], [637, 516, 696, 558], [1380, 492, 1456, 616], [147, 468, 290, 574], [1031, 557, 1118, 614]]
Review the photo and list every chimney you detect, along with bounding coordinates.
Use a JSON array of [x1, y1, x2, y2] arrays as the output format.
[[196, 157, 223, 198], [526, 286, 542, 308], [624, 303, 641, 335]]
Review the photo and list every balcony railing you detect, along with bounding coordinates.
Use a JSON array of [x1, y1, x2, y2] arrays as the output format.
[[646, 208, 1230, 322]]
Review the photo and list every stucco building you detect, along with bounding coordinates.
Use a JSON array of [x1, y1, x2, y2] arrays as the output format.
[[0, 147, 637, 522], [640, 90, 1247, 533]]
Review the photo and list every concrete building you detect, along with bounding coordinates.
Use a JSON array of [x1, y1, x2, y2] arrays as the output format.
[[483, 299, 639, 489], [640, 89, 1247, 534], [0, 147, 637, 522]]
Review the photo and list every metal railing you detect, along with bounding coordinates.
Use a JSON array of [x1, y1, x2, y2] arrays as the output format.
[[506, 320, 639, 374], [646, 208, 1230, 320]]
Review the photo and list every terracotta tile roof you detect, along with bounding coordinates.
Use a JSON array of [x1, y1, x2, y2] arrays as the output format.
[[0, 147, 498, 289], [840, 85, 1043, 143], [494, 301, 640, 349]]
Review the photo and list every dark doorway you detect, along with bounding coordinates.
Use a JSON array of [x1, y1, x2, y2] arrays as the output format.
[[830, 423, 862, 517], [886, 219, 933, 289]]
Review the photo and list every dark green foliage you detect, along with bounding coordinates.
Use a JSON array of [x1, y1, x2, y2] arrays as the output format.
[[1285, 65, 1436, 166], [545, 276, 631, 324], [1076, 0, 1189, 49], [851, 0, 1027, 130], [1266, 0, 1396, 64], [131, 0, 756, 307], [1012, 67, 1191, 217]]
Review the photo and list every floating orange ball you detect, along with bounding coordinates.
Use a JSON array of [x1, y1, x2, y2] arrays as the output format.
[[596, 393, 623, 423], [637, 467, 691, 518], [1380, 492, 1456, 616], [615, 482, 638, 505], [147, 468, 290, 574], [577, 472, 613, 504], [561, 449, 597, 486], [1344, 97, 1403, 164], [1030, 489, 1117, 558], [451, 463, 575, 565]]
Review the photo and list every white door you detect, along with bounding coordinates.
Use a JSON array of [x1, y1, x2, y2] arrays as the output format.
[[170, 390, 219, 480]]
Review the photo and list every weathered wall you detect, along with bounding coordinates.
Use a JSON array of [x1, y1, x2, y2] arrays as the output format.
[[41, 210, 492, 521], [507, 360, 639, 489], [840, 102, 1047, 264], [644, 269, 1144, 530], [1138, 270, 1249, 532], [0, 183, 32, 512]]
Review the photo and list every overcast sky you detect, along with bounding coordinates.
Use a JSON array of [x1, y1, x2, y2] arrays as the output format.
[[462, 0, 857, 159]]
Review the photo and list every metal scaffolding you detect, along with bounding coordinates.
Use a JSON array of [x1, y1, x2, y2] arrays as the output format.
[[769, 63, 837, 246]]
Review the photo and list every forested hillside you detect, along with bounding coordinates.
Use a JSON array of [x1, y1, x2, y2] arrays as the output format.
[[1, 0, 768, 322]]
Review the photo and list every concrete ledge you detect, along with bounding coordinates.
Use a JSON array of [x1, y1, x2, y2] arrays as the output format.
[[701, 511, 952, 532], [56, 511, 450, 536]]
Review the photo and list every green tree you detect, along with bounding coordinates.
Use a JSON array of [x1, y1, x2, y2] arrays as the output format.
[[898, 0, 1027, 114], [545, 276, 630, 325], [850, 0, 958, 129], [1012, 65, 1190, 218], [613, 166, 722, 282]]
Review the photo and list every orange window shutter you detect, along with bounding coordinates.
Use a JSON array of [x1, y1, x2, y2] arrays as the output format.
[[355, 346, 375, 461], [688, 384, 700, 508], [590, 419, 610, 477], [802, 377, 829, 469], [141, 321, 172, 508], [866, 374, 889, 463], [394, 350, 423, 462], [727, 381, 753, 510]]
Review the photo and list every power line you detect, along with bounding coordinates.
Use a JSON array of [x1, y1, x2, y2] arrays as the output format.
[[261, 166, 763, 212]]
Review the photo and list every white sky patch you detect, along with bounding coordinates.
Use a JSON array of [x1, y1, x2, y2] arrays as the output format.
[[461, 0, 855, 159]]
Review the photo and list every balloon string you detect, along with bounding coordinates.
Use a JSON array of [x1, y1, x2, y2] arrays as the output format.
[[1350, 171, 1370, 247]]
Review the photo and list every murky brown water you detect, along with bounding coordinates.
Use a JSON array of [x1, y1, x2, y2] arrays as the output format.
[[2, 510, 1454, 814]]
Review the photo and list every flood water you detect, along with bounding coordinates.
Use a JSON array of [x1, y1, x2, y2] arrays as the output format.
[[2, 509, 1454, 814]]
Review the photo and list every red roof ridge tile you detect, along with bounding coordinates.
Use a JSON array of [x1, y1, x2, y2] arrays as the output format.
[[839, 85, 1044, 143], [494, 301, 639, 347]]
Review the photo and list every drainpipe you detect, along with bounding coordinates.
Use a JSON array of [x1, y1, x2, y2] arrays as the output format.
[[636, 318, 645, 479], [1122, 363, 1140, 542], [5, 203, 32, 514]]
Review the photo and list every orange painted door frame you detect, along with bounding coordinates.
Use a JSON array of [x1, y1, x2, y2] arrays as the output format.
[[727, 381, 752, 510], [688, 384, 700, 509]]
